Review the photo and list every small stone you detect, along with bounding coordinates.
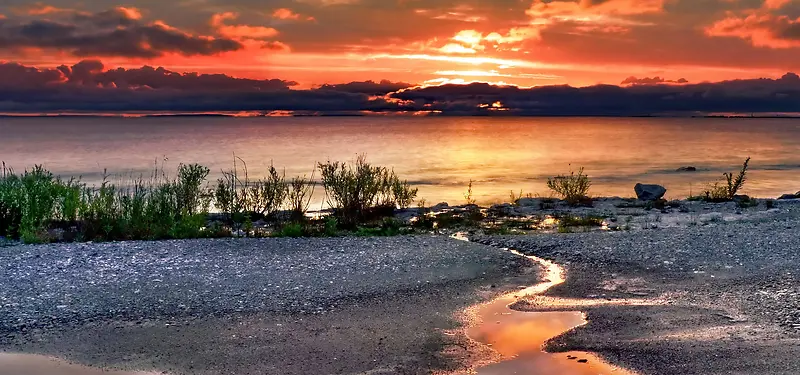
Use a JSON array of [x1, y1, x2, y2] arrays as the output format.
[[577, 359, 588, 363]]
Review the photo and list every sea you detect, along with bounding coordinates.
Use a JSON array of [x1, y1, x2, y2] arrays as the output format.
[[2, 116, 799, 205]]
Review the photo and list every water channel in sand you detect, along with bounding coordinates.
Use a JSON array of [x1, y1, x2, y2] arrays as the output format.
[[0, 240, 635, 375], [0, 353, 161, 375], [465, 246, 636, 375]]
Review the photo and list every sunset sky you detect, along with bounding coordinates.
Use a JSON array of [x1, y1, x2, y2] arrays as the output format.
[[2, 0, 800, 114]]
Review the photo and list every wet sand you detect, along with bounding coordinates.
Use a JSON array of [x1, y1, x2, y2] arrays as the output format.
[[0, 353, 159, 375], [466, 248, 634, 375], [0, 236, 538, 375], [473, 204, 800, 375]]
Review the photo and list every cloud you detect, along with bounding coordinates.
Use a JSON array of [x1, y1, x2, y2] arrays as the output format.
[[526, 0, 667, 23], [315, 80, 413, 95], [211, 12, 278, 39], [705, 0, 800, 49], [17, 3, 74, 16], [706, 12, 800, 48], [389, 73, 800, 115], [621, 76, 688, 85], [764, 0, 791, 10], [0, 60, 296, 90], [0, 7, 243, 58], [2, 60, 800, 115], [0, 60, 398, 113], [272, 8, 314, 21]]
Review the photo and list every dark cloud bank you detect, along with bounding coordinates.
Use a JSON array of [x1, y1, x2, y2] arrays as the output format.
[[3, 60, 800, 116], [0, 8, 242, 58]]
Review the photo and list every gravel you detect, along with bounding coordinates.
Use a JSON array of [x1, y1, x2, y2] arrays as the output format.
[[0, 235, 535, 375], [472, 202, 800, 375]]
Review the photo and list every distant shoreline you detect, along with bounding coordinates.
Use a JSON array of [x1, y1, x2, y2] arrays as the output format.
[[2, 113, 800, 119]]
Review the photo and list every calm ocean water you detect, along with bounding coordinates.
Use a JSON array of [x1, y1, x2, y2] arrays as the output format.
[[2, 116, 799, 204]]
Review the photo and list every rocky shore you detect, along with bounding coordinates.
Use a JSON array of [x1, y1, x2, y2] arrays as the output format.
[[2, 197, 800, 374], [471, 198, 800, 375], [0, 236, 537, 375]]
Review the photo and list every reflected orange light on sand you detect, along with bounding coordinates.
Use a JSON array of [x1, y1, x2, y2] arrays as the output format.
[[459, 245, 636, 375]]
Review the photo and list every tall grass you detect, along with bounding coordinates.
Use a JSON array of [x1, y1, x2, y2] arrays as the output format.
[[0, 162, 217, 243], [0, 156, 420, 243]]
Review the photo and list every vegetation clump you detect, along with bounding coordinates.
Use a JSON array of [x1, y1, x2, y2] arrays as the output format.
[[547, 167, 592, 206], [693, 157, 751, 202], [318, 155, 417, 228], [1, 155, 420, 243]]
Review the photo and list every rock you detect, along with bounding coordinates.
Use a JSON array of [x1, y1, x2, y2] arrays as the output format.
[[516, 198, 539, 207], [676, 166, 697, 172], [577, 359, 588, 363], [431, 202, 450, 211], [393, 209, 420, 224], [489, 203, 515, 215], [778, 193, 799, 200], [634, 183, 667, 201], [732, 195, 751, 202]]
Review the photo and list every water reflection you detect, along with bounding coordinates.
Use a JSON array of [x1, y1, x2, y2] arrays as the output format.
[[2, 116, 799, 204], [467, 249, 635, 375], [0, 353, 160, 375]]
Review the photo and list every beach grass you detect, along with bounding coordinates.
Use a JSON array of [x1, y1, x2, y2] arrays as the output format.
[[0, 156, 418, 243]]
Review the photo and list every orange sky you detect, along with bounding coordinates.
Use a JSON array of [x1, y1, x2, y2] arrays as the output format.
[[1, 0, 800, 88]]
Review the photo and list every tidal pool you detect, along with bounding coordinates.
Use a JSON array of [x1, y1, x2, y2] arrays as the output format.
[[0, 353, 161, 375], [469, 250, 635, 375]]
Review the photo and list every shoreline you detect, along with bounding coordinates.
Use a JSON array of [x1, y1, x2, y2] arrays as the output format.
[[1, 200, 799, 374], [470, 200, 800, 375], [456, 234, 639, 375], [0, 236, 539, 375]]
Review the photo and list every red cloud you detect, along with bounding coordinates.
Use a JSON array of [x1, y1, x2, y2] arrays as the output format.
[[518, 0, 666, 40], [621, 76, 688, 85], [706, 12, 800, 49], [16, 3, 74, 16], [526, 0, 667, 19], [211, 12, 279, 39], [272, 8, 314, 21]]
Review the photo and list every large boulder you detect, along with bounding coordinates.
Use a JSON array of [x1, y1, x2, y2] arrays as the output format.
[[634, 183, 667, 201]]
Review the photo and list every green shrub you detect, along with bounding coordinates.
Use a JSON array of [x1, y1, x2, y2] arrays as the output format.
[[324, 217, 339, 236], [215, 173, 236, 217], [391, 176, 418, 209], [558, 215, 604, 228], [288, 173, 315, 223], [275, 222, 304, 238], [547, 167, 591, 206], [319, 155, 416, 226], [700, 157, 751, 202], [355, 217, 403, 237], [464, 180, 476, 205], [176, 163, 211, 215], [244, 163, 288, 218]]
